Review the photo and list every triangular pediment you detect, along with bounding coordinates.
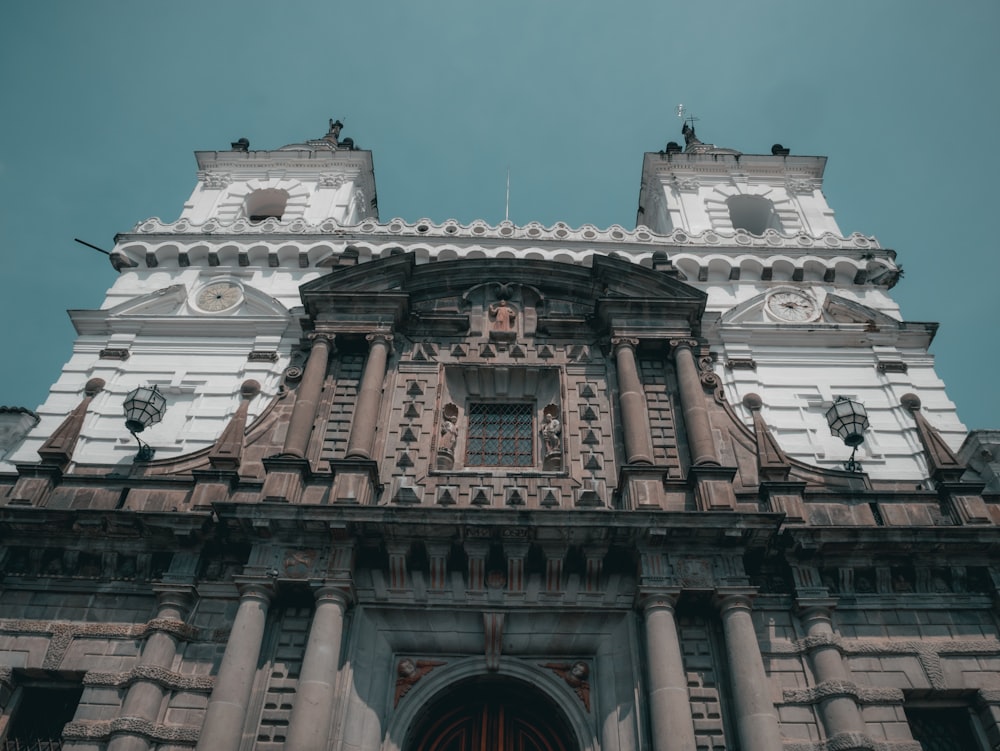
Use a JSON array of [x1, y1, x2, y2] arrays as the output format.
[[719, 289, 903, 328], [69, 282, 292, 336]]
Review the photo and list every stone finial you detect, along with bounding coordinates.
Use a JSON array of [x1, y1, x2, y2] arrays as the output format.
[[37, 378, 105, 467], [900, 393, 964, 480], [742, 393, 792, 482]]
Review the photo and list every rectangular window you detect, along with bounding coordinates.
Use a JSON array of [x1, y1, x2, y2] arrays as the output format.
[[465, 403, 533, 467], [904, 705, 985, 751], [3, 683, 82, 751]]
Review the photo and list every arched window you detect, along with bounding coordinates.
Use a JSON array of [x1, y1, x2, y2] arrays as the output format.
[[406, 678, 577, 751], [726, 195, 781, 235], [244, 189, 289, 223]]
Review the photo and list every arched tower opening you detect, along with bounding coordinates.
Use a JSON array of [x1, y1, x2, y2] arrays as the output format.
[[245, 188, 289, 222], [726, 194, 781, 235]]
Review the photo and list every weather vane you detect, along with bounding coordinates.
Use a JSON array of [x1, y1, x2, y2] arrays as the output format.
[[676, 104, 699, 130]]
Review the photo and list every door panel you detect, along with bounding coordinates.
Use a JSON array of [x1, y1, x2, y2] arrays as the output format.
[[410, 680, 574, 751]]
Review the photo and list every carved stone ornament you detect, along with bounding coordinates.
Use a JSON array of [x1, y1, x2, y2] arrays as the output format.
[[199, 171, 231, 189], [394, 658, 446, 706], [282, 549, 318, 579], [785, 177, 818, 195], [671, 174, 700, 191], [99, 348, 130, 361], [542, 661, 591, 712], [319, 173, 345, 189]]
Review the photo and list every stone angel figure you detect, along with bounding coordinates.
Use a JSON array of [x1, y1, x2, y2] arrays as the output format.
[[542, 661, 590, 712]]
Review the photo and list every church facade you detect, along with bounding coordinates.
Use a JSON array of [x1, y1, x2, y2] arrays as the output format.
[[0, 121, 998, 751]]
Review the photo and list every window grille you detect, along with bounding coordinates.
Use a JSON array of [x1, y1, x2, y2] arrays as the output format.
[[1, 684, 82, 751], [466, 403, 533, 467]]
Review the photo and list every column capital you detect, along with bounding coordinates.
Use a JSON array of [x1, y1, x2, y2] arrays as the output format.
[[796, 598, 839, 620], [152, 584, 196, 613], [366, 330, 394, 349], [308, 332, 337, 347], [668, 338, 699, 353], [313, 584, 353, 609], [611, 336, 640, 352], [234, 580, 275, 602], [637, 590, 680, 614], [714, 591, 756, 614]]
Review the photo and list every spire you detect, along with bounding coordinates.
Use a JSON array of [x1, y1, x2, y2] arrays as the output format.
[[900, 393, 964, 481], [742, 393, 792, 482], [208, 380, 261, 470], [37, 378, 105, 467]]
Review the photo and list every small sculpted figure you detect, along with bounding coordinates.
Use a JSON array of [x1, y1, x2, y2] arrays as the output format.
[[439, 419, 458, 452], [395, 658, 446, 706], [543, 661, 591, 712], [541, 413, 561, 454], [489, 300, 517, 332]]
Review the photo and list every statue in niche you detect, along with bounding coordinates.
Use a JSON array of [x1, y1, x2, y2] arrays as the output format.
[[542, 662, 591, 712], [541, 405, 562, 471], [440, 419, 457, 451], [395, 658, 446, 706], [436, 403, 460, 470], [488, 299, 517, 338]]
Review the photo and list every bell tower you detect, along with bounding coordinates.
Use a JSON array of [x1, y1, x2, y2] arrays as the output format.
[[179, 119, 378, 226], [637, 123, 840, 238]]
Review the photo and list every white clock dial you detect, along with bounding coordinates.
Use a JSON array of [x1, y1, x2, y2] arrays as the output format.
[[196, 282, 243, 312], [765, 290, 819, 322]]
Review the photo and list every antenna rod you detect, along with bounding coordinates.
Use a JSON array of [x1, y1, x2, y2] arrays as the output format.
[[505, 167, 510, 223], [74, 238, 111, 256]]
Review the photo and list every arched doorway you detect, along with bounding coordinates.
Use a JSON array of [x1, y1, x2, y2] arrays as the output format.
[[406, 677, 578, 751]]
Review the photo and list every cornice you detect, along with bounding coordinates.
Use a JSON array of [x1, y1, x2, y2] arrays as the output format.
[[120, 216, 881, 252]]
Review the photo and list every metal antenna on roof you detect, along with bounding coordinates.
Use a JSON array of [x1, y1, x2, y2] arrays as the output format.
[[505, 167, 510, 223], [676, 104, 699, 130]]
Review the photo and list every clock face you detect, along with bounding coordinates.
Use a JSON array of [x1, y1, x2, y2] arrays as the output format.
[[196, 282, 243, 312], [765, 290, 819, 322]]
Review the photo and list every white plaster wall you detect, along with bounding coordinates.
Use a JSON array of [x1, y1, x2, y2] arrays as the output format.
[[718, 343, 964, 481]]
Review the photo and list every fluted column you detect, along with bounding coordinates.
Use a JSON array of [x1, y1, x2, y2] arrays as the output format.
[[283, 335, 335, 459], [107, 587, 193, 751], [284, 586, 351, 751], [346, 332, 393, 460], [716, 594, 782, 751], [196, 583, 273, 751], [612, 337, 653, 464], [670, 340, 719, 466], [641, 594, 697, 751], [798, 603, 866, 738]]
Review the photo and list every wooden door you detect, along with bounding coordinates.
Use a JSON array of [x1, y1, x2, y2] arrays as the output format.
[[409, 681, 574, 751]]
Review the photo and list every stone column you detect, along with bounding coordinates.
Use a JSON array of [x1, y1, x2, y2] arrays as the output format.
[[641, 594, 697, 751], [612, 337, 653, 465], [107, 587, 193, 751], [670, 340, 719, 467], [798, 603, 866, 739], [196, 583, 273, 751], [346, 332, 393, 460], [716, 594, 782, 751], [284, 586, 351, 751], [283, 335, 335, 459]]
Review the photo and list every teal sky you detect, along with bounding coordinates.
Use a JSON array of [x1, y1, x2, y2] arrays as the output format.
[[2, 1, 998, 431]]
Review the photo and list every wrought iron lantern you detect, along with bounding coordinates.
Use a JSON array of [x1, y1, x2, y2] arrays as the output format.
[[123, 384, 167, 461], [825, 396, 869, 472]]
